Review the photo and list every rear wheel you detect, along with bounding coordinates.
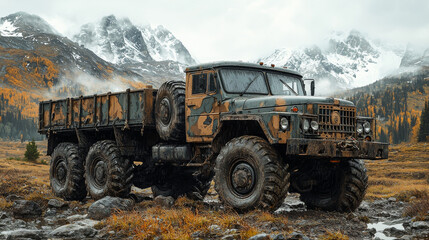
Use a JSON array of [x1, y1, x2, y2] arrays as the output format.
[[299, 159, 368, 212], [214, 136, 289, 212], [50, 142, 87, 201], [85, 140, 133, 200]]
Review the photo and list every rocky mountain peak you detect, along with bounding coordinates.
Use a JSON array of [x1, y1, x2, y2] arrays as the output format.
[[259, 30, 404, 90], [0, 12, 58, 37], [400, 44, 429, 68], [73, 15, 195, 66]]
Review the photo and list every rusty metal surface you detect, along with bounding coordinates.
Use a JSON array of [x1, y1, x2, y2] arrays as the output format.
[[286, 138, 389, 160], [38, 88, 156, 134]]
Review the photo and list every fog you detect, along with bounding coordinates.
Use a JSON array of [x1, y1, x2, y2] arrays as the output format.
[[1, 0, 428, 62]]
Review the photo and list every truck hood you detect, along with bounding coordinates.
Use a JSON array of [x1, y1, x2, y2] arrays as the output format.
[[237, 96, 354, 110]]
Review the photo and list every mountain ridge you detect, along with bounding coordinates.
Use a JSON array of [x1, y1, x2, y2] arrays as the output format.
[[258, 30, 410, 91]]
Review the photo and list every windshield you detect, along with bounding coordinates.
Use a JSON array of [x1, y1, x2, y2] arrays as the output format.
[[220, 69, 268, 94], [267, 73, 304, 96]]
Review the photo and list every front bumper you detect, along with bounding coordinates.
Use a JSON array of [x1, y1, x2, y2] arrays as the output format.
[[286, 138, 389, 160]]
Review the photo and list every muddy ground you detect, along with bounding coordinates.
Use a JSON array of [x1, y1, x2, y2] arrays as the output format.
[[0, 141, 428, 239]]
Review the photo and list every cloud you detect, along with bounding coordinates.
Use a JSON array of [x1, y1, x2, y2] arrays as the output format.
[[1, 0, 428, 62]]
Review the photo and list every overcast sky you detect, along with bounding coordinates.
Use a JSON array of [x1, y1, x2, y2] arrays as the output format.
[[1, 0, 428, 62]]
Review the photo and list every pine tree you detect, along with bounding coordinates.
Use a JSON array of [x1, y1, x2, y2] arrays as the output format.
[[24, 139, 40, 162], [417, 100, 429, 142]]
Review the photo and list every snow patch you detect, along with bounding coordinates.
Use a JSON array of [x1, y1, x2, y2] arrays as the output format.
[[0, 20, 22, 37]]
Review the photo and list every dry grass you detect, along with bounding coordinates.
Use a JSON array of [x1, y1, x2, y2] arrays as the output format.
[[0, 197, 13, 209], [0, 140, 49, 163], [320, 230, 349, 240], [365, 142, 429, 200], [102, 198, 289, 240], [403, 198, 429, 221], [0, 141, 52, 210]]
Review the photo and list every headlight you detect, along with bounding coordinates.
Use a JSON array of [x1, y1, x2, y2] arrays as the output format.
[[280, 117, 289, 130], [363, 121, 371, 133], [357, 124, 363, 134], [310, 120, 319, 131], [303, 119, 310, 132]]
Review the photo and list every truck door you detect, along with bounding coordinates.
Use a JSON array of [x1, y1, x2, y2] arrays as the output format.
[[186, 70, 220, 142]]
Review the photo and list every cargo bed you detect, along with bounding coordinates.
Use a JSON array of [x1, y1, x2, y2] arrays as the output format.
[[38, 88, 157, 134]]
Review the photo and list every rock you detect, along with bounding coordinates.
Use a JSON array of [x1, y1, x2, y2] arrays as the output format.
[[367, 228, 376, 236], [129, 193, 152, 203], [5, 194, 23, 202], [1, 229, 44, 240], [223, 229, 238, 235], [287, 231, 310, 240], [44, 208, 56, 217], [208, 224, 222, 235], [409, 196, 417, 201], [383, 227, 407, 237], [221, 234, 240, 240], [49, 224, 97, 238], [88, 196, 134, 220], [411, 221, 429, 230], [191, 230, 203, 238], [0, 212, 7, 219], [48, 219, 99, 238], [12, 200, 42, 217], [271, 233, 286, 240], [358, 201, 370, 211], [154, 195, 175, 208], [48, 199, 68, 208], [249, 233, 270, 240], [388, 197, 397, 202], [67, 214, 88, 222]]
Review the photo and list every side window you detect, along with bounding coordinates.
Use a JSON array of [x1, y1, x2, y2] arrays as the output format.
[[192, 74, 207, 94], [208, 73, 216, 92]]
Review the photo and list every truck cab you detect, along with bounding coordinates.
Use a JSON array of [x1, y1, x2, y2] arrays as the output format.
[[184, 61, 388, 159]]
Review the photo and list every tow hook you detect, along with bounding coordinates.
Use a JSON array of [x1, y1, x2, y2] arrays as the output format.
[[337, 138, 359, 151]]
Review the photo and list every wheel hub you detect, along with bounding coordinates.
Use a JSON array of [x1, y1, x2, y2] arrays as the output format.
[[94, 161, 107, 186], [159, 98, 171, 125], [231, 163, 255, 195], [56, 162, 67, 183]]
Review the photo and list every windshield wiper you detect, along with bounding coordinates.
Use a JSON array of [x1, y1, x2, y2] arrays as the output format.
[[240, 75, 259, 96], [278, 78, 298, 96]]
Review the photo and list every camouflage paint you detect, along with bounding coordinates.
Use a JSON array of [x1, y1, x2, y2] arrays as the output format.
[[39, 89, 156, 133], [186, 70, 222, 142]]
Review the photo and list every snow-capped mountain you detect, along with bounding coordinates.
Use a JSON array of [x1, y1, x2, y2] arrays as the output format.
[[0, 12, 58, 37], [259, 31, 405, 90], [73, 15, 196, 66], [400, 44, 429, 68], [140, 25, 196, 65]]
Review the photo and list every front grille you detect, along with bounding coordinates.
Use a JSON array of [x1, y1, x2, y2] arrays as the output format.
[[318, 105, 356, 139]]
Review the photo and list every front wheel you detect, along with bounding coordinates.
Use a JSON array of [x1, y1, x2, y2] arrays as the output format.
[[299, 159, 368, 212], [85, 140, 134, 200], [214, 136, 290, 212]]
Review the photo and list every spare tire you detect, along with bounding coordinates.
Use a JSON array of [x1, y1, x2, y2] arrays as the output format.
[[155, 81, 186, 141]]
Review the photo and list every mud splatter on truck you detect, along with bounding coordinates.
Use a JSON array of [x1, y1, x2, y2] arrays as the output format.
[[39, 61, 388, 212]]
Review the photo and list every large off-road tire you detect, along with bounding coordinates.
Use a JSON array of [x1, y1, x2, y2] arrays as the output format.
[[85, 140, 133, 200], [151, 172, 213, 200], [50, 142, 87, 201], [155, 81, 185, 141], [214, 136, 290, 212], [299, 159, 368, 212]]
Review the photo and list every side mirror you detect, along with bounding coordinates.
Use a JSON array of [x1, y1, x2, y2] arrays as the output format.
[[304, 79, 315, 96]]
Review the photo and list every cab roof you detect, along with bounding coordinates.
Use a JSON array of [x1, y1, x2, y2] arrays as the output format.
[[185, 61, 303, 78]]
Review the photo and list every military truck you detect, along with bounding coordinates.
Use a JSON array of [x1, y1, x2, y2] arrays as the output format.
[[38, 61, 388, 212]]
